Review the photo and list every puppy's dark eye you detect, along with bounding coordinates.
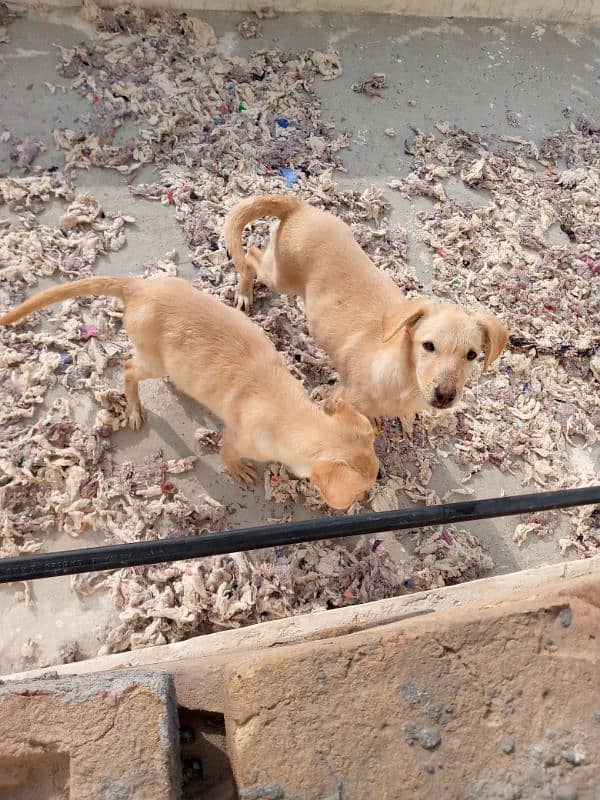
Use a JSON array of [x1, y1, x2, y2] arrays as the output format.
[[466, 350, 477, 361], [423, 342, 435, 352]]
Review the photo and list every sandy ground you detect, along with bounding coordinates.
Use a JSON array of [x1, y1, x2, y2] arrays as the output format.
[[0, 8, 598, 673]]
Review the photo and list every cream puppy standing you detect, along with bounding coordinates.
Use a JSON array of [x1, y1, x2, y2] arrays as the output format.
[[224, 195, 509, 434], [0, 276, 379, 510]]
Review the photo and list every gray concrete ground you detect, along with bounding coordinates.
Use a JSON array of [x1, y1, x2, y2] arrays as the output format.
[[0, 9, 599, 673]]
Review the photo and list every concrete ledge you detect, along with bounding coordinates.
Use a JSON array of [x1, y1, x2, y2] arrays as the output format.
[[14, 0, 600, 24], [3, 556, 599, 713], [224, 580, 600, 798], [0, 670, 181, 799]]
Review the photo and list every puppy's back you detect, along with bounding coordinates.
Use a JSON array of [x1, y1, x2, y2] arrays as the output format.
[[127, 278, 289, 413]]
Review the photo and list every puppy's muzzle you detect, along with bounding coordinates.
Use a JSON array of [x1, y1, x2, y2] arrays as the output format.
[[431, 381, 456, 409]]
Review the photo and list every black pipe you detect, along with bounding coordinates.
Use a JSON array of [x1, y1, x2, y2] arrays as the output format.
[[0, 486, 598, 584]]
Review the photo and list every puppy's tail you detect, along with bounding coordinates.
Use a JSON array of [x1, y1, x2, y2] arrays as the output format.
[[0, 276, 135, 326], [223, 194, 301, 279]]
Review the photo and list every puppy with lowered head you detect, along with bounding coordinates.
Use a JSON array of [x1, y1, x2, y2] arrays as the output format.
[[0, 276, 378, 510], [224, 195, 509, 434]]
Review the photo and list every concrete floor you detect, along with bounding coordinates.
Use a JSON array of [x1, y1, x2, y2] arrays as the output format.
[[0, 9, 599, 673]]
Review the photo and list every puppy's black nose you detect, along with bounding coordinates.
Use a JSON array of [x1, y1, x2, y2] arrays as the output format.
[[434, 382, 456, 407]]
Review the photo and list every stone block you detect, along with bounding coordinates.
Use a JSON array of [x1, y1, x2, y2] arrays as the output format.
[[224, 581, 600, 799], [0, 670, 181, 799]]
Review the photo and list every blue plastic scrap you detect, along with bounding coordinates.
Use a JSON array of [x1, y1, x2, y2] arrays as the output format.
[[279, 167, 297, 188]]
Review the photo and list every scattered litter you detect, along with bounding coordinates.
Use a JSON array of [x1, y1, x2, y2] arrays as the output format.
[[10, 137, 46, 170], [435, 121, 454, 135], [280, 167, 298, 188], [513, 522, 550, 547], [13, 582, 33, 607], [505, 110, 521, 127], [0, 172, 71, 213], [80, 324, 99, 340], [254, 6, 277, 19], [21, 638, 38, 660], [310, 48, 343, 80], [193, 426, 221, 454], [58, 640, 81, 663], [91, 533, 484, 653], [237, 17, 262, 39], [352, 72, 387, 97], [384, 128, 397, 137]]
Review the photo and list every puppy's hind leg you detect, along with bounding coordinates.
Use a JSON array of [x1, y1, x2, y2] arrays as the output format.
[[234, 243, 274, 311], [123, 354, 157, 431], [221, 429, 257, 485], [235, 219, 285, 311], [234, 253, 257, 313]]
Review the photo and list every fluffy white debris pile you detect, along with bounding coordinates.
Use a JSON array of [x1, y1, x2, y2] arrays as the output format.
[[0, 180, 130, 312], [0, 172, 71, 213], [0, 182, 133, 437], [0, 179, 224, 566], [1, 397, 223, 557], [75, 528, 492, 653]]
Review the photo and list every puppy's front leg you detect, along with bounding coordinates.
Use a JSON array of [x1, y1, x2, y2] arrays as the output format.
[[221, 429, 257, 485], [399, 411, 415, 439]]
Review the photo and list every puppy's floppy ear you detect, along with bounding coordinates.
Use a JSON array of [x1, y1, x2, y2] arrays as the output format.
[[310, 458, 358, 510], [382, 299, 428, 343], [474, 312, 509, 371]]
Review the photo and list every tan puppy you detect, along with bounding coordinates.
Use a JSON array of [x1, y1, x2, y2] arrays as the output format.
[[224, 195, 509, 434], [0, 277, 378, 510]]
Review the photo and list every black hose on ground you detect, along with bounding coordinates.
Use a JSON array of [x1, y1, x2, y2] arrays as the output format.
[[0, 486, 597, 584]]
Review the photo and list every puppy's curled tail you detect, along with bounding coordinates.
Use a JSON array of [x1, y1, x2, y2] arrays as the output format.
[[223, 194, 301, 278], [0, 276, 135, 326]]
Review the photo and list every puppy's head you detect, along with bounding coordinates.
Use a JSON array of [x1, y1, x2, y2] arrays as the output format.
[[310, 399, 379, 510], [382, 299, 508, 411]]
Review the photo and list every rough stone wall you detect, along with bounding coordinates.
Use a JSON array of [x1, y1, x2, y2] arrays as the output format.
[[224, 580, 600, 799], [0, 670, 181, 800]]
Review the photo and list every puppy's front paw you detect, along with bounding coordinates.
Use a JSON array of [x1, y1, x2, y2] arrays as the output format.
[[228, 459, 257, 485], [128, 406, 146, 431], [399, 413, 415, 438], [369, 416, 383, 434]]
